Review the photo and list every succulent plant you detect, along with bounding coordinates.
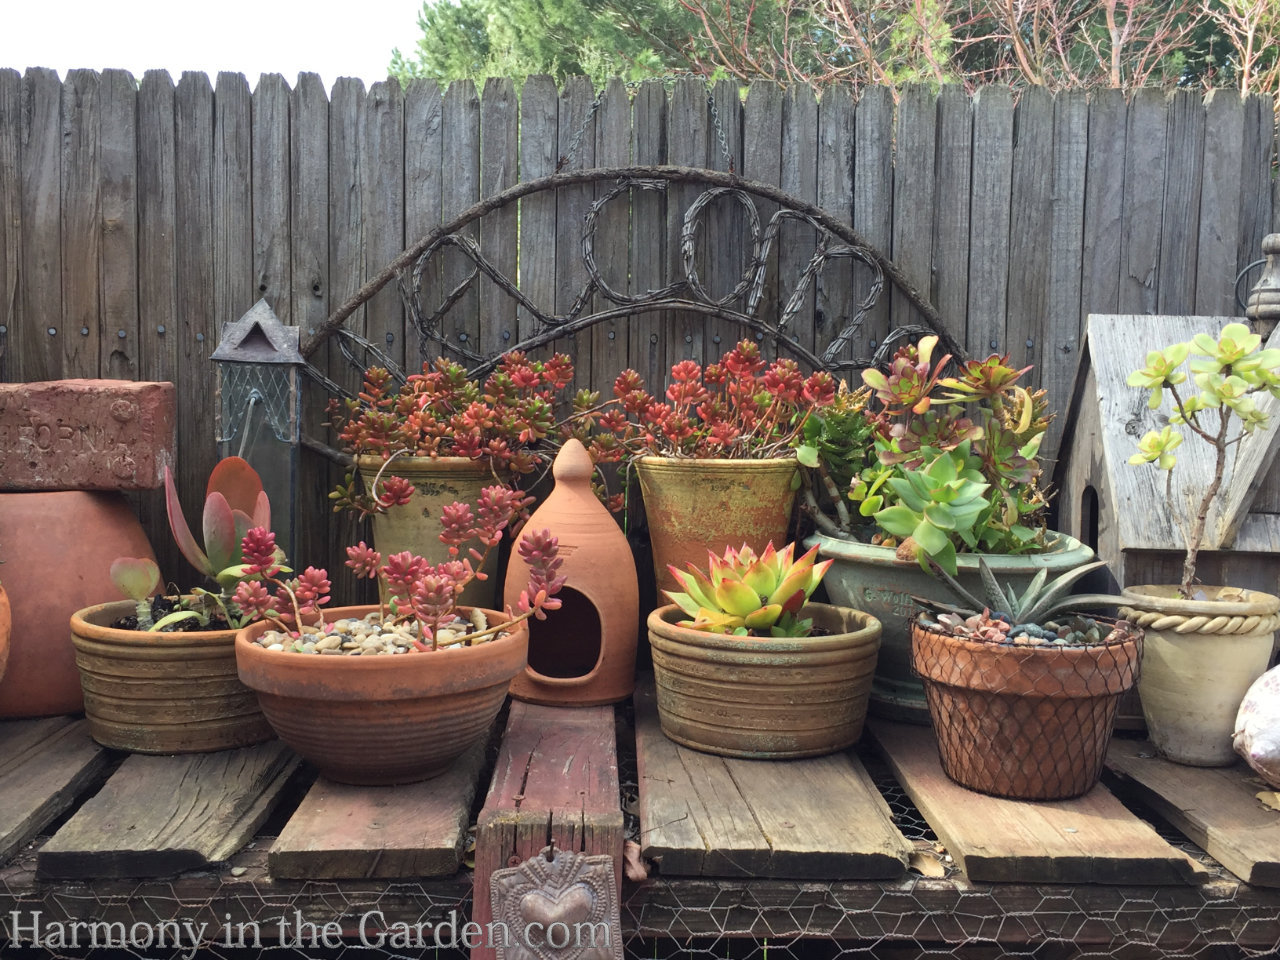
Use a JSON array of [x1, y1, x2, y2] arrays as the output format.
[[665, 541, 832, 638]]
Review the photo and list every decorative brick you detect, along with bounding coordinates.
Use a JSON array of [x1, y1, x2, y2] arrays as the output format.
[[0, 380, 176, 491]]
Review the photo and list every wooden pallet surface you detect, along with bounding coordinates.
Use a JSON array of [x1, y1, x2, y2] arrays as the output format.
[[635, 676, 911, 879]]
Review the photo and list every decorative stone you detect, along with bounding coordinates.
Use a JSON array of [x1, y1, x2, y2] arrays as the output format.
[[0, 379, 176, 491]]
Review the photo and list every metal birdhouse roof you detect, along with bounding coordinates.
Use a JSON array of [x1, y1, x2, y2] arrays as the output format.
[[211, 299, 303, 365]]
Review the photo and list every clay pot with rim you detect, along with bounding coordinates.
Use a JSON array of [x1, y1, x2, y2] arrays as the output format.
[[236, 604, 528, 785], [1119, 585, 1280, 766], [647, 602, 881, 759], [636, 456, 798, 598], [355, 454, 497, 608], [808, 531, 1095, 725], [911, 615, 1142, 800], [70, 599, 273, 753]]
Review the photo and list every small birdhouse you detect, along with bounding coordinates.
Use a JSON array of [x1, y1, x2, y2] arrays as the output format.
[[211, 299, 304, 562], [1053, 313, 1280, 596]]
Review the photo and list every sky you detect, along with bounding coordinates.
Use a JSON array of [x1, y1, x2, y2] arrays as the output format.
[[0, 0, 425, 92]]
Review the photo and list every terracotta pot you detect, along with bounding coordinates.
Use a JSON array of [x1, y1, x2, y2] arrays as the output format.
[[648, 602, 881, 759], [911, 617, 1142, 800], [355, 454, 497, 608], [1119, 585, 1280, 766], [505, 440, 639, 706], [0, 491, 157, 717], [636, 456, 798, 599], [70, 600, 273, 753], [808, 531, 1095, 725], [0, 584, 10, 686], [236, 604, 528, 784]]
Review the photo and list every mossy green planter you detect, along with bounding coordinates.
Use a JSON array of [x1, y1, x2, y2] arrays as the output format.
[[805, 532, 1095, 724]]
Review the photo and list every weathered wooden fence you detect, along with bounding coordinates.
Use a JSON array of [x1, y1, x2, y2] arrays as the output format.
[[1, 68, 1277, 579]]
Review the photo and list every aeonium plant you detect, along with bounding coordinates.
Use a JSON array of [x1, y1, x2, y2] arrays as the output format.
[[242, 484, 565, 654], [801, 335, 1053, 575], [1127, 322, 1280, 598]]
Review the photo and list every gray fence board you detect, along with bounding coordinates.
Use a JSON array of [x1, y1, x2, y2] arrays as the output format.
[[852, 86, 893, 354], [966, 86, 1013, 356], [98, 69, 138, 381], [480, 77, 518, 361], [1157, 89, 1204, 314], [1195, 90, 1244, 317], [816, 85, 853, 363]]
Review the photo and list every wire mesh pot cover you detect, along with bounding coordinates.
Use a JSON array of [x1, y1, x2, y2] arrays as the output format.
[[910, 615, 1142, 801]]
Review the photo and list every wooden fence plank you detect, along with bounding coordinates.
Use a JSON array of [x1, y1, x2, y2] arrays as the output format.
[[891, 86, 936, 338], [60, 68, 100, 379], [361, 80, 404, 369], [667, 77, 708, 370], [213, 72, 253, 342], [591, 77, 631, 387], [1238, 94, 1275, 289], [172, 72, 216, 586], [932, 85, 971, 351], [851, 85, 892, 355], [327, 78, 366, 383], [1157, 89, 1204, 314], [742, 80, 783, 351], [966, 86, 1013, 357], [705, 78, 744, 360], [555, 76, 596, 383], [1118, 89, 1167, 315], [404, 76, 443, 368], [1080, 88, 1127, 326], [816, 85, 853, 363], [441, 80, 479, 360], [517, 75, 557, 348], [1042, 89, 1088, 465], [479, 77, 517, 360], [1195, 90, 1245, 317], [0, 69, 18, 382], [628, 79, 666, 385], [98, 69, 139, 384], [1006, 86, 1054, 374], [252, 73, 292, 326], [781, 83, 818, 362]]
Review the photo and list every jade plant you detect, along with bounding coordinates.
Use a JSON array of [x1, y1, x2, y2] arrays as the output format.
[[801, 335, 1052, 574], [1127, 322, 1280, 598], [664, 541, 833, 637]]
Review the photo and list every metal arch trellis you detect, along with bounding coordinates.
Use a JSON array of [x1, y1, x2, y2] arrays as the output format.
[[300, 165, 966, 394]]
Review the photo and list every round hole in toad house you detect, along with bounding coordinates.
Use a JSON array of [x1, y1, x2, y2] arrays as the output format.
[[525, 586, 602, 679]]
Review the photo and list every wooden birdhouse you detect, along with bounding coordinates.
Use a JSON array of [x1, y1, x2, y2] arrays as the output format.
[[1054, 314, 1280, 596]]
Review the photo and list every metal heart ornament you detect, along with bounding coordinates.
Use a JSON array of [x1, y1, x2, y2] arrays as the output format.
[[490, 846, 621, 960]]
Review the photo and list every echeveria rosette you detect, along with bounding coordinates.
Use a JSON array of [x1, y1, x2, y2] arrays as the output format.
[[665, 542, 832, 638]]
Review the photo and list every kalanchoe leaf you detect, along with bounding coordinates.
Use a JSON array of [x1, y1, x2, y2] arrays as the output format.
[[164, 464, 213, 576], [207, 456, 267, 521], [110, 557, 161, 602], [203, 492, 238, 576]]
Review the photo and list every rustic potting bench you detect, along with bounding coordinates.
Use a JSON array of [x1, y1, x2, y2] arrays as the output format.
[[2, 675, 1279, 958]]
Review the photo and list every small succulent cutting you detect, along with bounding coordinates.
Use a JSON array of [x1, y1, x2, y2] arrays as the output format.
[[665, 541, 833, 638]]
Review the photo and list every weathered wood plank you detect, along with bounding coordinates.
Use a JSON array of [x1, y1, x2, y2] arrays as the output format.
[[60, 68, 100, 379], [0, 68, 18, 382], [851, 85, 892, 354], [1006, 86, 1054, 374], [890, 86, 935, 337], [742, 80, 783, 351], [440, 79, 479, 359], [590, 77, 631, 386], [635, 678, 909, 880], [270, 740, 487, 879], [705, 78, 744, 360], [780, 83, 818, 361], [815, 84, 853, 363], [98, 69, 138, 381], [479, 77, 518, 360], [1214, 322, 1280, 547], [870, 720, 1203, 885], [555, 75, 595, 382], [473, 701, 623, 960], [1107, 739, 1280, 887], [0, 718, 110, 863], [1194, 90, 1244, 317], [517, 75, 557, 348], [327, 78, 366, 382], [1157, 89, 1204, 314], [38, 741, 299, 879], [1238, 94, 1275, 293], [361, 80, 405, 368], [251, 73, 292, 326], [627, 79, 666, 384], [137, 71, 177, 386], [1118, 89, 1167, 314], [1079, 88, 1127, 326], [931, 85, 971, 352], [213, 72, 253, 340], [404, 77, 444, 367], [666, 77, 708, 369], [966, 86, 1013, 357]]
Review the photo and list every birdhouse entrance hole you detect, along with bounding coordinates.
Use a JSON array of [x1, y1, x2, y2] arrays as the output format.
[[526, 587, 603, 679]]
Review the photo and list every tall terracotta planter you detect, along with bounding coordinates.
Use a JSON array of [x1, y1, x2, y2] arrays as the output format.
[[1119, 585, 1280, 766], [648, 602, 881, 759], [808, 532, 1094, 724], [236, 605, 528, 785], [0, 584, 10, 686], [70, 600, 273, 753], [504, 440, 639, 706], [0, 491, 157, 718], [912, 617, 1141, 800], [636, 456, 798, 598], [355, 455, 497, 607]]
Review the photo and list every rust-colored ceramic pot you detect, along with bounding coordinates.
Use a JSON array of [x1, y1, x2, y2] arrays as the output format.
[[70, 599, 273, 753], [0, 491, 157, 717], [636, 456, 798, 599], [911, 617, 1142, 800], [0, 584, 10, 686], [505, 440, 639, 706], [648, 602, 881, 758], [236, 605, 528, 785]]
